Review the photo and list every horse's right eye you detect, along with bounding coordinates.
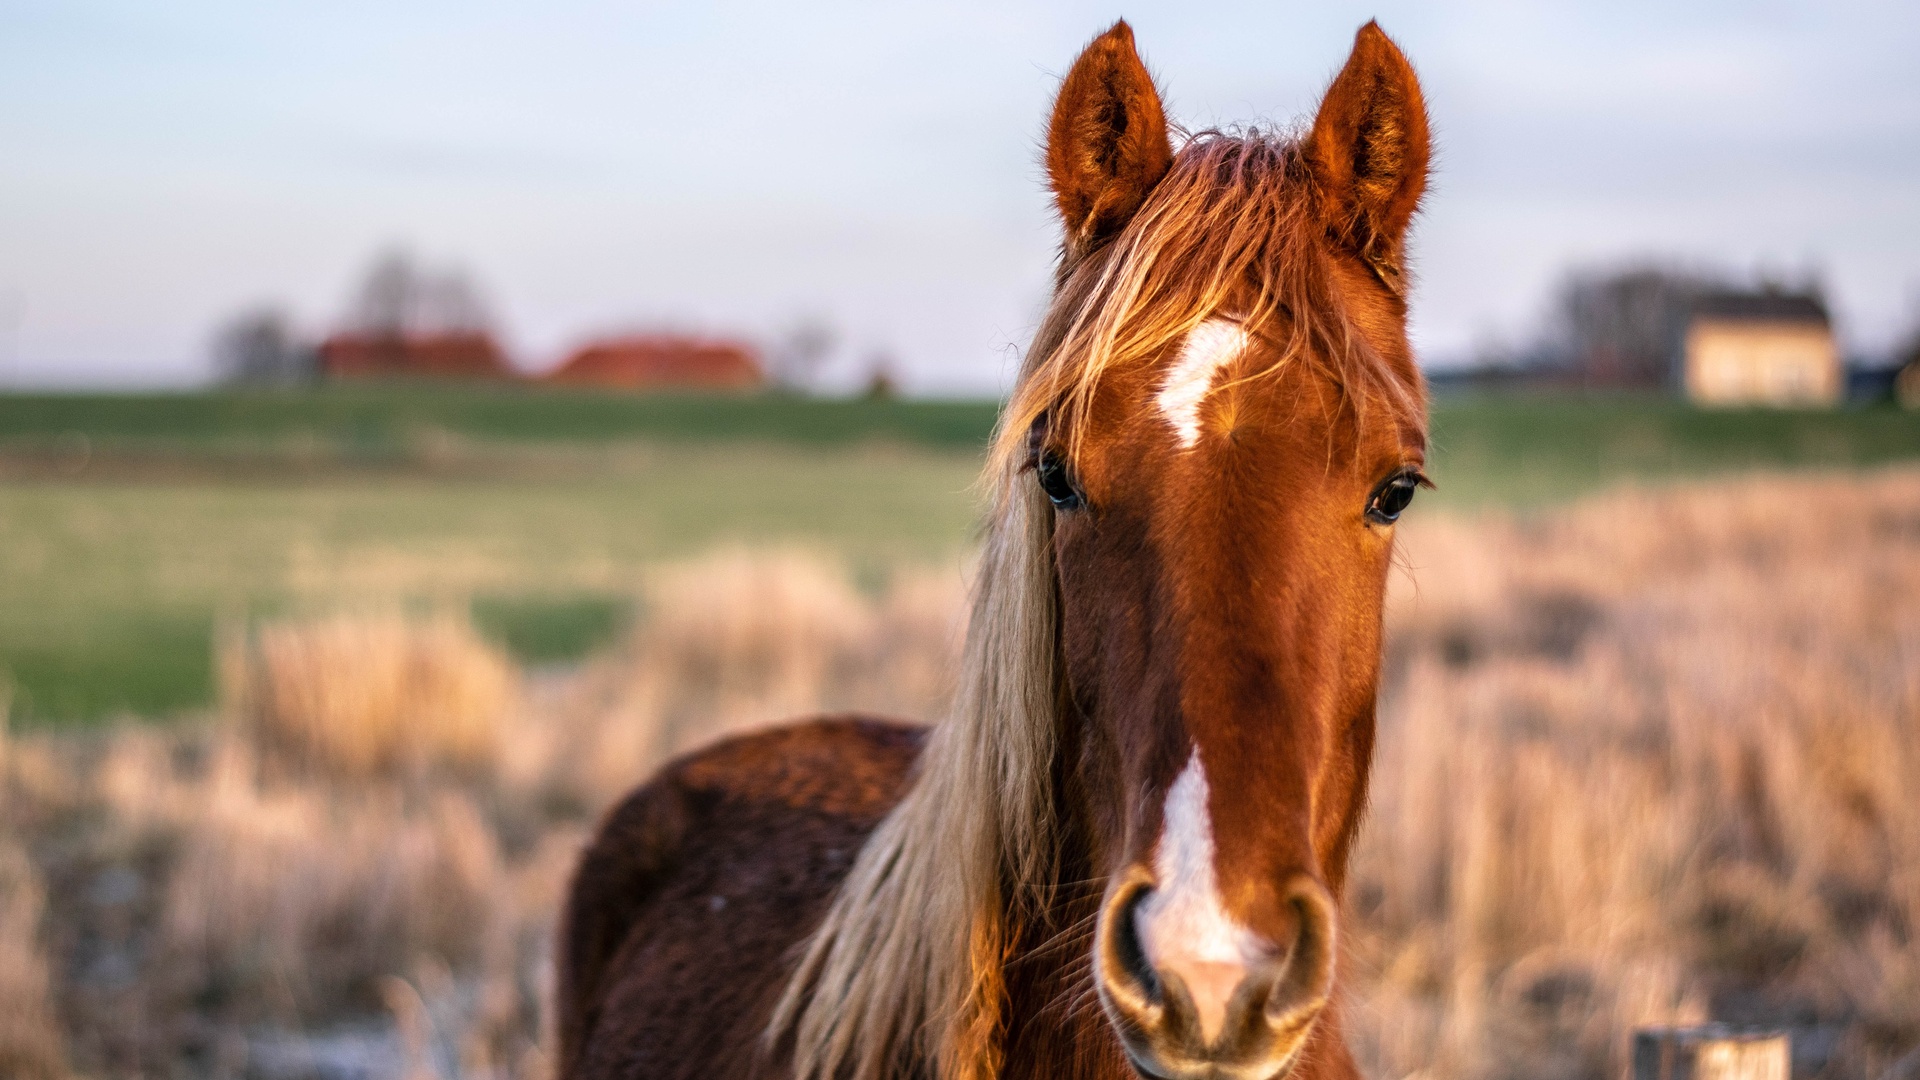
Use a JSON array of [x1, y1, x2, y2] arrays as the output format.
[[1037, 452, 1085, 511]]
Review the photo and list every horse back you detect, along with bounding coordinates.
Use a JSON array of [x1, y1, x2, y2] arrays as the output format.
[[557, 714, 926, 1080]]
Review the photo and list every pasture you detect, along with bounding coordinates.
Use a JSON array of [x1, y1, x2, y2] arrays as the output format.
[[0, 466, 1914, 1080], [0, 388, 1916, 723], [0, 388, 1915, 1078]]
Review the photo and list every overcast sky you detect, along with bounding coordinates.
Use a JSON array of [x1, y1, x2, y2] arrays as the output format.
[[3, 0, 1917, 393]]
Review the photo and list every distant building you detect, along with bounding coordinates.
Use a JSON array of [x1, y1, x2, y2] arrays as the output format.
[[318, 331, 514, 380], [1897, 352, 1920, 410], [1534, 267, 1843, 406], [1682, 291, 1840, 406], [545, 335, 762, 391], [315, 251, 512, 380]]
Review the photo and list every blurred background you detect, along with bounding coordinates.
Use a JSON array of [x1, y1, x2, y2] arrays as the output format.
[[0, 3, 1917, 1079]]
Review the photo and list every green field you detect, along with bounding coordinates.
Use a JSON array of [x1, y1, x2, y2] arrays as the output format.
[[0, 383, 1002, 452], [1, 387, 1914, 724], [1422, 393, 1920, 504]]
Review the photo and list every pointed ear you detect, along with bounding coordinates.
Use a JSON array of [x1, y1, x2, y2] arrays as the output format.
[[1307, 22, 1430, 292], [1046, 21, 1174, 254]]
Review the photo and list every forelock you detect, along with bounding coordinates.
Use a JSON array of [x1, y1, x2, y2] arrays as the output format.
[[991, 129, 1425, 478]]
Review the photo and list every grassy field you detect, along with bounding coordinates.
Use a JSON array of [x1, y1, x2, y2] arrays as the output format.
[[0, 445, 984, 721], [0, 384, 1003, 451], [4, 471, 1916, 1079], [0, 387, 1915, 723], [1425, 393, 1920, 504]]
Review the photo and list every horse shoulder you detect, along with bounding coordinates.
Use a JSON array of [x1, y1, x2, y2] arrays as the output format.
[[557, 714, 926, 1080]]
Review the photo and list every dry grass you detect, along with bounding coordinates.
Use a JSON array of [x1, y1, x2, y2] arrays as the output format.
[[224, 611, 520, 779], [0, 827, 72, 1080], [0, 682, 73, 1080], [0, 473, 1914, 1078], [541, 551, 965, 809], [0, 550, 963, 1079], [1351, 468, 1920, 1080]]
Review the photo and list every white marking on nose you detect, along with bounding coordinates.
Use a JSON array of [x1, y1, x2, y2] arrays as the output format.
[[1133, 749, 1265, 1043], [1155, 319, 1249, 448]]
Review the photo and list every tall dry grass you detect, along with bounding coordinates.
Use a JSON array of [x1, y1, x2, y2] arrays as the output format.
[[223, 610, 520, 779], [0, 834, 72, 1080], [543, 551, 965, 807], [0, 550, 964, 1079], [1351, 468, 1920, 1080], [0, 474, 1914, 1078], [0, 683, 74, 1080]]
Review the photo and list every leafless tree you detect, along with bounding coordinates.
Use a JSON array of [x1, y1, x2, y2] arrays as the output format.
[[861, 349, 900, 400], [1547, 265, 1723, 388], [0, 289, 22, 385], [212, 308, 316, 386], [348, 251, 492, 337], [767, 317, 836, 393]]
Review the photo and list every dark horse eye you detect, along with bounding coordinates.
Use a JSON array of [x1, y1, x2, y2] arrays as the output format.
[[1365, 471, 1422, 526], [1036, 452, 1085, 511]]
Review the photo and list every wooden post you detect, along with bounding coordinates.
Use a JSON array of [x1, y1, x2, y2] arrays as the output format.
[[1633, 1026, 1791, 1080]]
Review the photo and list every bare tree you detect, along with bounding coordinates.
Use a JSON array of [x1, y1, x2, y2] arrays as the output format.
[[354, 253, 411, 335], [0, 289, 21, 386], [861, 349, 900, 400], [212, 308, 315, 386], [1547, 265, 1723, 388], [767, 317, 836, 393], [348, 251, 492, 337]]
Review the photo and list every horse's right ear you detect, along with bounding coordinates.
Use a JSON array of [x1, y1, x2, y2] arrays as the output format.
[[1046, 21, 1174, 255]]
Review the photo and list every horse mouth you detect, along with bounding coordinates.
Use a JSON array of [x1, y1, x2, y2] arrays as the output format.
[[1120, 1038, 1310, 1080]]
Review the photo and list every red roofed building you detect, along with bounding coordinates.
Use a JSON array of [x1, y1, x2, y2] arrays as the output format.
[[546, 335, 762, 391], [318, 331, 514, 380]]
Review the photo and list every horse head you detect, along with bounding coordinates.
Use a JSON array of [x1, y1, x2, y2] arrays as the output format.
[[1019, 21, 1431, 1078]]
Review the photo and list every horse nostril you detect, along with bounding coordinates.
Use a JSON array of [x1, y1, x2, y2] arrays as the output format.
[[1093, 874, 1161, 1020], [1264, 875, 1337, 1033]]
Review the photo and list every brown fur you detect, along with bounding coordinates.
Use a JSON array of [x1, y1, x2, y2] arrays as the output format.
[[1305, 21, 1430, 294], [1046, 21, 1175, 255], [558, 20, 1430, 1080], [556, 717, 925, 1079]]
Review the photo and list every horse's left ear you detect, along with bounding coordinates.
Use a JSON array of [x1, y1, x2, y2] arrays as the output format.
[[1307, 22, 1430, 292], [1047, 21, 1174, 255]]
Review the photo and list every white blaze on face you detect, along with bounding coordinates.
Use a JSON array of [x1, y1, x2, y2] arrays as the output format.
[[1133, 749, 1265, 1042], [1155, 318, 1249, 448]]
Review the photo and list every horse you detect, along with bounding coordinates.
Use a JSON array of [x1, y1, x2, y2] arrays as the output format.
[[557, 19, 1430, 1080]]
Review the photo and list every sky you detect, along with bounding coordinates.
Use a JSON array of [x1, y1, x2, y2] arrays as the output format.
[[2, 1, 1917, 394]]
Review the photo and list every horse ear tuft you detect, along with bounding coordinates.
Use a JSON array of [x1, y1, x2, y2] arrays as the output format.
[[1306, 21, 1430, 291], [1046, 21, 1175, 255]]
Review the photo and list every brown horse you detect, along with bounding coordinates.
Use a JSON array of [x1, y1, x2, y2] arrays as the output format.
[[558, 19, 1430, 1080]]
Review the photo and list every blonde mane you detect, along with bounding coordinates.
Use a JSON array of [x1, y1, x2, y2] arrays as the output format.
[[769, 130, 1421, 1080]]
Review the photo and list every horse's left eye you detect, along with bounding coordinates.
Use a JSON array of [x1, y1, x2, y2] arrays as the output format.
[[1365, 471, 1422, 526], [1037, 452, 1085, 511]]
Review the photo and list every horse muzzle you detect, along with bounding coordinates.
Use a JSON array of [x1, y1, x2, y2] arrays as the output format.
[[1092, 869, 1337, 1080]]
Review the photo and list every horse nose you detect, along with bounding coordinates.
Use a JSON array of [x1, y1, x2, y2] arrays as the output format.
[[1095, 873, 1338, 1074], [1157, 955, 1249, 1044]]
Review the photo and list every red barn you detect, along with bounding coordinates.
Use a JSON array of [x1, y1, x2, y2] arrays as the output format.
[[546, 335, 762, 391], [318, 331, 514, 380]]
